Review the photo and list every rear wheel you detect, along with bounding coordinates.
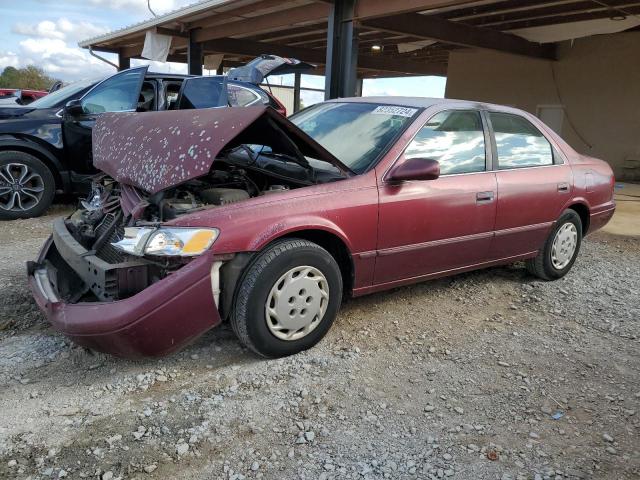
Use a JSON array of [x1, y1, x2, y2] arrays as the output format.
[[231, 239, 342, 358], [526, 209, 582, 280], [0, 151, 55, 220]]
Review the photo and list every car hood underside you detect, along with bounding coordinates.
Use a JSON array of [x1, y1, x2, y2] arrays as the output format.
[[93, 106, 349, 194]]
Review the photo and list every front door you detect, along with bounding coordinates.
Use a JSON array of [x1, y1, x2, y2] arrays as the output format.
[[486, 111, 574, 259], [63, 66, 148, 174], [374, 109, 497, 285]]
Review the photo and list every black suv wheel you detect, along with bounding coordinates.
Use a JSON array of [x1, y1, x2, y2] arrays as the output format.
[[0, 151, 55, 220]]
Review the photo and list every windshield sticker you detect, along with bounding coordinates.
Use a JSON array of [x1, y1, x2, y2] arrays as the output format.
[[372, 106, 418, 117]]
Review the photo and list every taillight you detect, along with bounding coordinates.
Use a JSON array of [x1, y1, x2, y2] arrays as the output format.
[[269, 95, 287, 116]]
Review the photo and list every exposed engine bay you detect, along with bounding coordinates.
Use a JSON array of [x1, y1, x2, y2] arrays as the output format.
[[70, 147, 331, 231], [53, 146, 343, 304]]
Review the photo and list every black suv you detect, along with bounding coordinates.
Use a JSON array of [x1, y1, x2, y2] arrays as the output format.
[[0, 65, 287, 219]]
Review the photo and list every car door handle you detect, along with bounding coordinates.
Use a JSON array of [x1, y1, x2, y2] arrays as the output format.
[[476, 191, 494, 203], [558, 182, 570, 193]]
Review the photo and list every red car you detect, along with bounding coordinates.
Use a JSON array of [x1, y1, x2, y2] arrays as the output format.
[[28, 98, 615, 358], [0, 88, 48, 105]]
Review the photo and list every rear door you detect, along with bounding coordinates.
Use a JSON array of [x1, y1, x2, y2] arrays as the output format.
[[63, 66, 147, 173], [486, 111, 573, 259], [374, 109, 497, 284]]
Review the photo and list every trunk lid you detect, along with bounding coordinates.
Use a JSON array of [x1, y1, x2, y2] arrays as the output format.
[[227, 55, 314, 85]]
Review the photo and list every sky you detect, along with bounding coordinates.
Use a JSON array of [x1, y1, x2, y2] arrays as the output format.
[[0, 0, 446, 103]]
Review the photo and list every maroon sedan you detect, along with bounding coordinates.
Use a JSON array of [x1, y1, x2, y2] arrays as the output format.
[[27, 98, 615, 358]]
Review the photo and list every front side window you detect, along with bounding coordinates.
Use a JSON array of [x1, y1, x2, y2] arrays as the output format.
[[404, 110, 486, 175], [81, 69, 145, 114], [490, 112, 553, 169], [290, 102, 417, 173]]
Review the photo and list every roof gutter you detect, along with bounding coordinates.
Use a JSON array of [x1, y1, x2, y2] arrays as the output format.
[[89, 48, 119, 71]]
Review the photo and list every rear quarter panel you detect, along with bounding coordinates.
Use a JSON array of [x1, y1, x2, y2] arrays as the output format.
[[568, 155, 616, 233]]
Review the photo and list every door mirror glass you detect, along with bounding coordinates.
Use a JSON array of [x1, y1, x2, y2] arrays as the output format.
[[64, 99, 84, 117], [387, 158, 440, 182]]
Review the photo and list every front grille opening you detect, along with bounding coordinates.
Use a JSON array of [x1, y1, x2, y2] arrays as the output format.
[[94, 213, 126, 264]]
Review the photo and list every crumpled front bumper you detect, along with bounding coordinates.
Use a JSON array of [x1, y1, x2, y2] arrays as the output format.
[[28, 227, 222, 358]]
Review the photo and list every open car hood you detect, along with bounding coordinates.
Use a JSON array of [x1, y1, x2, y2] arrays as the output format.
[[93, 106, 350, 194], [0, 106, 34, 119]]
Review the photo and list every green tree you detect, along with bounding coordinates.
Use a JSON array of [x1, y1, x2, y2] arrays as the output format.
[[0, 67, 19, 88], [0, 66, 59, 91]]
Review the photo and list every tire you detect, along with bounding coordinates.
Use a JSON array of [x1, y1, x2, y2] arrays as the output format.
[[526, 209, 582, 280], [0, 151, 55, 220], [231, 238, 343, 358]]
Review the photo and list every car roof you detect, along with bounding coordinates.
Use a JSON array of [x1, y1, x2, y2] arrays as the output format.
[[161, 74, 257, 83], [145, 73, 268, 86], [145, 72, 193, 80], [328, 96, 522, 114]]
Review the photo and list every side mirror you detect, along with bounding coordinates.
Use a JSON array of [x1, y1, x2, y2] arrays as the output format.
[[64, 99, 84, 116], [387, 158, 440, 182], [49, 81, 63, 93]]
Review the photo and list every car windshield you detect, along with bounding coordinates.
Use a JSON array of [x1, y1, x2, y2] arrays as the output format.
[[29, 79, 97, 109], [290, 102, 419, 173]]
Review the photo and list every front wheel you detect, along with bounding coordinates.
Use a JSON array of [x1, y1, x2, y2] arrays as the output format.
[[230, 239, 343, 358], [0, 151, 55, 220], [526, 209, 582, 280]]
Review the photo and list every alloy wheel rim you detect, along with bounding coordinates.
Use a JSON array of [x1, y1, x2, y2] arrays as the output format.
[[0, 163, 45, 212], [265, 265, 329, 341], [551, 222, 578, 270]]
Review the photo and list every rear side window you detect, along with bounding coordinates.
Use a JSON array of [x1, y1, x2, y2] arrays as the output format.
[[179, 78, 269, 109], [228, 84, 263, 107], [489, 112, 553, 169], [404, 110, 486, 175], [178, 77, 223, 109]]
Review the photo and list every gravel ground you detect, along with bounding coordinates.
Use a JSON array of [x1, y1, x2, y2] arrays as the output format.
[[0, 206, 638, 480]]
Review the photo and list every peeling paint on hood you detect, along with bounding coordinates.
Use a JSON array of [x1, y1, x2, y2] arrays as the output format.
[[93, 106, 349, 194]]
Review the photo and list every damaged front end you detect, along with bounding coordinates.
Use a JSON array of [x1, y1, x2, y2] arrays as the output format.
[[27, 106, 347, 356], [29, 178, 206, 304], [26, 175, 227, 356]]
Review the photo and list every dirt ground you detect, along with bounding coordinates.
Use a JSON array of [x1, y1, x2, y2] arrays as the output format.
[[0, 205, 638, 480]]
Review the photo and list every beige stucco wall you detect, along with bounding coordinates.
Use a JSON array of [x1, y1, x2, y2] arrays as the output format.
[[445, 32, 640, 179]]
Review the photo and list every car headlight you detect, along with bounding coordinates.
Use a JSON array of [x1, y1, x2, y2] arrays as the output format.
[[112, 227, 219, 257]]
